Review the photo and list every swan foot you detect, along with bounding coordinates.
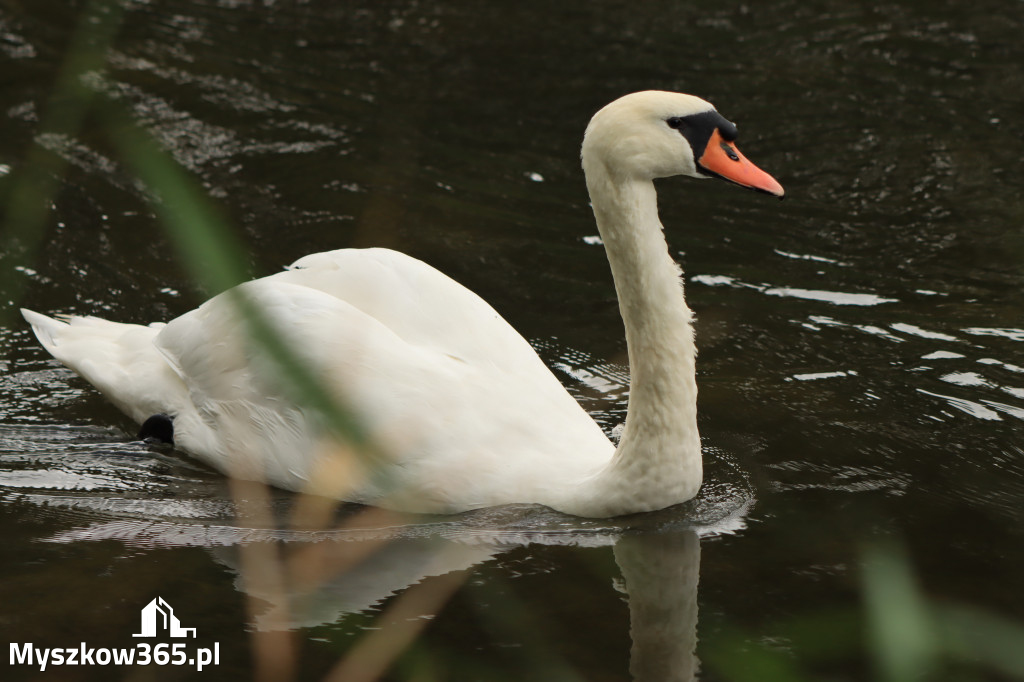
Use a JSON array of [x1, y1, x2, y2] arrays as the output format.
[[138, 413, 174, 445]]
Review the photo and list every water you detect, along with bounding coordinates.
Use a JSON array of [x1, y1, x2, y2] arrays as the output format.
[[1, 0, 1023, 679]]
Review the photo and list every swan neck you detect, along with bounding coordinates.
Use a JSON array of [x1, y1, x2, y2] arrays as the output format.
[[577, 160, 702, 515]]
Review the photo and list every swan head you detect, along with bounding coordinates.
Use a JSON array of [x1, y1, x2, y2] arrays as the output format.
[[582, 90, 784, 197]]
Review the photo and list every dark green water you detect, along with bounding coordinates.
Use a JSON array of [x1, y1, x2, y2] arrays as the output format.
[[1, 0, 1022, 680]]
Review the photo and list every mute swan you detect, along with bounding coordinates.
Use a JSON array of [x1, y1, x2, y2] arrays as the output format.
[[22, 91, 783, 517]]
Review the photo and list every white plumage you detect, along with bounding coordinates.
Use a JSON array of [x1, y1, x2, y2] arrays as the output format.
[[23, 91, 782, 517]]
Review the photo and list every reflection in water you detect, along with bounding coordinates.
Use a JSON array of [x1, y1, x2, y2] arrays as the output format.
[[160, 516, 703, 681], [616, 532, 700, 682], [235, 529, 705, 682]]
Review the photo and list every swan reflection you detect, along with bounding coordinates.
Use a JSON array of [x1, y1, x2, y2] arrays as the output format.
[[207, 503, 710, 682], [616, 532, 700, 682]]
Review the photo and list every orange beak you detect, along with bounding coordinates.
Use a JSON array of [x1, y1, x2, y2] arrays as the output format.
[[697, 129, 784, 197]]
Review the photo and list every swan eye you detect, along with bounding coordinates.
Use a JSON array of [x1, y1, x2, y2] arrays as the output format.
[[666, 117, 685, 129]]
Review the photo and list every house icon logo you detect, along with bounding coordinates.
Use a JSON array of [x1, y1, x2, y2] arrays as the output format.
[[133, 597, 197, 638]]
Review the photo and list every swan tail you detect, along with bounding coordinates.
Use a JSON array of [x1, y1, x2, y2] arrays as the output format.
[[20, 308, 68, 352], [20, 308, 187, 425]]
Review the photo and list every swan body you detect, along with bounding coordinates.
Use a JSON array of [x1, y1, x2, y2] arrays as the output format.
[[23, 91, 782, 517]]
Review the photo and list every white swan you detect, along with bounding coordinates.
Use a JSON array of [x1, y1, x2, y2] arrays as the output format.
[[22, 91, 783, 517]]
